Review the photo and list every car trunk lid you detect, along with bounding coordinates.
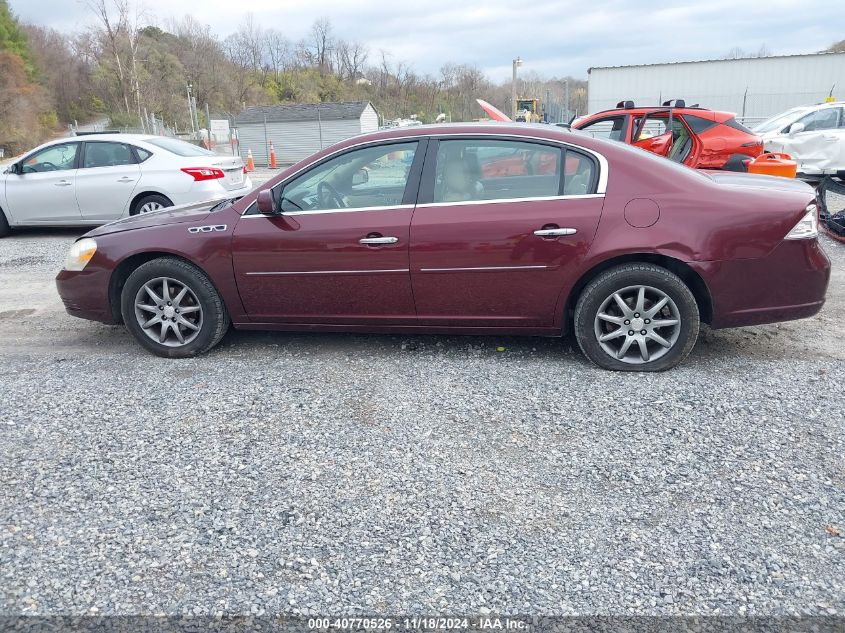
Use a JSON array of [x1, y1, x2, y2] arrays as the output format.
[[703, 170, 816, 194], [211, 156, 246, 191]]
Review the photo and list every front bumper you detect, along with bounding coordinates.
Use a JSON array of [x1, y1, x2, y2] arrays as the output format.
[[690, 239, 831, 329], [56, 266, 116, 324]]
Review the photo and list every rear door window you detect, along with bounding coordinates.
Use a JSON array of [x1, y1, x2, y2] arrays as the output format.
[[562, 151, 596, 195], [634, 115, 669, 141], [82, 142, 137, 168], [634, 114, 690, 143], [433, 139, 562, 203]]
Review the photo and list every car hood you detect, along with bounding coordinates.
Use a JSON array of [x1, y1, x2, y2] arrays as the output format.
[[85, 199, 220, 237], [703, 171, 815, 194]]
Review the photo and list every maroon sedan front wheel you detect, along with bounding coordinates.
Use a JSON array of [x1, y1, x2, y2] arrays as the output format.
[[120, 257, 230, 358], [574, 263, 700, 371]]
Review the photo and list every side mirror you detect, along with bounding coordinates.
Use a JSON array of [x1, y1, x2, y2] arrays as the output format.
[[788, 122, 805, 136], [256, 189, 276, 214], [351, 168, 369, 186]]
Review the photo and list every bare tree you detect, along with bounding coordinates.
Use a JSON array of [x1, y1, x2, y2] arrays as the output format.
[[264, 29, 292, 77], [86, 0, 132, 116], [224, 14, 266, 87], [336, 39, 368, 80], [310, 17, 334, 74]]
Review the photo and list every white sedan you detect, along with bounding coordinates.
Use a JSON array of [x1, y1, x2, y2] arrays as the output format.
[[0, 134, 252, 236]]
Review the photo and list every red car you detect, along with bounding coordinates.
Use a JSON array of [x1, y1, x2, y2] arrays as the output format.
[[571, 100, 764, 171], [56, 123, 829, 371]]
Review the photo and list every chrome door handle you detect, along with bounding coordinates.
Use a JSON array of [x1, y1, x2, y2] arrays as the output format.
[[117, 177, 135, 182], [359, 236, 399, 245], [534, 228, 577, 237], [55, 180, 72, 187]]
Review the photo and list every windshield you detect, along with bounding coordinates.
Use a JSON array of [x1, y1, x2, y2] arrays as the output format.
[[145, 137, 215, 157], [753, 108, 808, 134]]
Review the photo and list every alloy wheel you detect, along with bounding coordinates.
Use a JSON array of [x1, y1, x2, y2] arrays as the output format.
[[139, 201, 163, 214], [593, 284, 681, 365], [134, 277, 203, 347]]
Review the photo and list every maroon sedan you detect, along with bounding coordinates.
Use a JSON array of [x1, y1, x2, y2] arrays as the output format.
[[56, 124, 830, 371]]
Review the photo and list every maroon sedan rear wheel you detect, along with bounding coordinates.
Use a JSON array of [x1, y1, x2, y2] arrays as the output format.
[[574, 263, 700, 371]]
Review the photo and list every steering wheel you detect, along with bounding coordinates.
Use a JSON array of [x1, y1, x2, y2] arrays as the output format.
[[37, 162, 58, 173], [317, 181, 346, 209]]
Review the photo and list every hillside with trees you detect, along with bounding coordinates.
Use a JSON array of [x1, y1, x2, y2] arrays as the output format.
[[0, 0, 56, 153], [1, 0, 586, 153]]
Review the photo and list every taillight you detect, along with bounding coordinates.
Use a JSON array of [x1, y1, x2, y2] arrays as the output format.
[[243, 166, 247, 174], [784, 204, 819, 240], [181, 167, 224, 181]]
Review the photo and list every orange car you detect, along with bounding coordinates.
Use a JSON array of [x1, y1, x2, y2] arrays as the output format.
[[571, 100, 764, 171]]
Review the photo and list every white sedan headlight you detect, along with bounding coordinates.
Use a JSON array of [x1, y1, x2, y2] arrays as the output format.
[[64, 238, 98, 271], [784, 204, 819, 240]]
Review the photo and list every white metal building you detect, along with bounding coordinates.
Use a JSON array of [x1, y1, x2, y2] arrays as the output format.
[[234, 101, 379, 166], [587, 52, 845, 124]]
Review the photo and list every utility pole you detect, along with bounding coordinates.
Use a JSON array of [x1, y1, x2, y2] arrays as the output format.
[[511, 57, 523, 119], [206, 103, 212, 148], [564, 78, 570, 123], [317, 105, 324, 149], [263, 113, 269, 166], [186, 82, 196, 135], [192, 96, 200, 137]]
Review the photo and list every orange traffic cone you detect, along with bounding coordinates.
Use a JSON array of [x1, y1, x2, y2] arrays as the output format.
[[269, 142, 278, 169], [245, 148, 255, 172]]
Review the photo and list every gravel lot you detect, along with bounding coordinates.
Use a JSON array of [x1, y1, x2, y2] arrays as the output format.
[[0, 184, 843, 618]]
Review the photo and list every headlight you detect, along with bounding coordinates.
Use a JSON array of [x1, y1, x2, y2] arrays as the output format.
[[784, 204, 818, 240], [64, 238, 97, 271]]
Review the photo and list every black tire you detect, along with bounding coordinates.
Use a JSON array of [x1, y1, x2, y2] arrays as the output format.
[[131, 193, 173, 216], [0, 207, 10, 238], [120, 257, 230, 358], [573, 263, 700, 372]]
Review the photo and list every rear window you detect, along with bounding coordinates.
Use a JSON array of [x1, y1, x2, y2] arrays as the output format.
[[683, 114, 718, 134], [144, 137, 215, 157], [723, 118, 754, 134]]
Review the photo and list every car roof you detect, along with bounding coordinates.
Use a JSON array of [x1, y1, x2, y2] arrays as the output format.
[[339, 122, 582, 146], [294, 121, 650, 175], [579, 106, 735, 121], [39, 133, 158, 147], [807, 101, 845, 109]]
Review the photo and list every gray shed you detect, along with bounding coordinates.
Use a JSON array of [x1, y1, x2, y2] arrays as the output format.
[[234, 101, 379, 166]]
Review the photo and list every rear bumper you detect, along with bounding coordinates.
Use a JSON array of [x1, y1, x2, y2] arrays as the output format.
[[169, 178, 253, 206], [690, 239, 831, 329], [56, 267, 116, 324]]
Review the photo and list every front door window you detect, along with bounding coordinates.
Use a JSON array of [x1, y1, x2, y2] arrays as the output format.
[[276, 142, 418, 213], [22, 143, 80, 173], [579, 117, 627, 141]]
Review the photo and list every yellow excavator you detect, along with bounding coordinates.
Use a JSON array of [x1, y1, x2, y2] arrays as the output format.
[[514, 98, 541, 123]]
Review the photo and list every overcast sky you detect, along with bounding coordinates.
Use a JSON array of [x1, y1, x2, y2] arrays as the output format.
[[9, 0, 841, 80]]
